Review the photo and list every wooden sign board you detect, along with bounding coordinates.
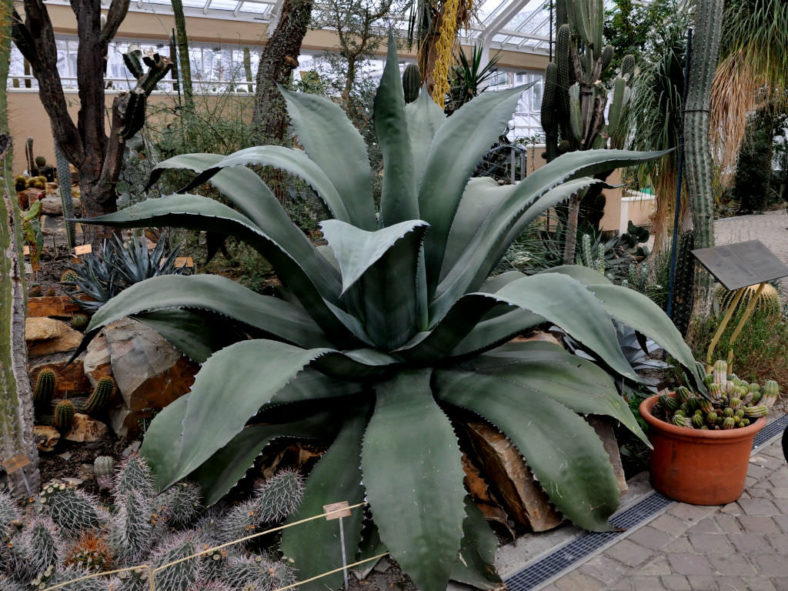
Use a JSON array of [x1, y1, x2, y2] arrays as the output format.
[[692, 240, 788, 291], [3, 454, 31, 474], [24, 262, 32, 275], [174, 256, 194, 269], [22, 246, 30, 255], [323, 501, 351, 520], [74, 244, 92, 256]]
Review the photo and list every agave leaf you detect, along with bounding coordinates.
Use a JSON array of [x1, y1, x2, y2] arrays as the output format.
[[466, 341, 649, 446], [83, 274, 331, 351], [404, 88, 446, 188], [280, 407, 369, 591], [193, 410, 342, 505], [436, 149, 670, 314], [419, 84, 531, 288], [322, 219, 429, 349], [435, 367, 620, 531], [450, 308, 545, 357], [451, 498, 502, 589], [78, 195, 355, 342], [375, 36, 418, 226], [361, 370, 465, 591], [182, 146, 354, 225], [146, 152, 223, 190], [434, 177, 609, 317], [280, 88, 377, 230], [542, 265, 702, 384], [141, 340, 334, 489], [135, 309, 247, 363]]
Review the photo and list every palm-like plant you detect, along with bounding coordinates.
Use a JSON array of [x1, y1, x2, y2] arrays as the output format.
[[77, 40, 702, 591]]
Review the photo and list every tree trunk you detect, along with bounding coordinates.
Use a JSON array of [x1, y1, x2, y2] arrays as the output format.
[[343, 57, 357, 103], [171, 0, 194, 113], [251, 0, 314, 145]]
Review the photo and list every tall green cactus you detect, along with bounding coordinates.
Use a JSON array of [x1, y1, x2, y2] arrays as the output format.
[[683, 0, 724, 298], [402, 64, 421, 103], [0, 0, 40, 500], [34, 368, 56, 409], [539, 0, 634, 263]]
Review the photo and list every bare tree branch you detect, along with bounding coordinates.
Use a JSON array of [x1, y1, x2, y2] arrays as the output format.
[[100, 0, 130, 46]]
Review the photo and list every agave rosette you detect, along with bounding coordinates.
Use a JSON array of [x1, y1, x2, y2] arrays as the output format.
[[78, 40, 701, 591]]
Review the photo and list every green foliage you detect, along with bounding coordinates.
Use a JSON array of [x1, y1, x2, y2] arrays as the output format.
[[445, 45, 501, 115], [731, 107, 784, 213], [77, 39, 700, 591]]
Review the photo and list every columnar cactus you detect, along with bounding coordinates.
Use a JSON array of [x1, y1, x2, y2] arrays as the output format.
[[82, 377, 114, 415], [402, 64, 421, 103], [54, 399, 76, 432], [55, 142, 76, 250], [34, 368, 56, 409]]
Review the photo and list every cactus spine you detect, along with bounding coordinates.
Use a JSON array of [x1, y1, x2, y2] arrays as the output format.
[[54, 399, 75, 432], [82, 377, 114, 415], [402, 64, 421, 103], [34, 368, 56, 409]]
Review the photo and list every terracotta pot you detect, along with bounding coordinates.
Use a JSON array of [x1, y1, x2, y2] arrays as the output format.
[[639, 394, 766, 505]]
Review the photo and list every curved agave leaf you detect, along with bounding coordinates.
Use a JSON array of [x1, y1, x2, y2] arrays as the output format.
[[281, 407, 369, 591], [193, 410, 342, 504], [322, 219, 429, 349], [450, 308, 545, 357], [419, 84, 532, 288], [361, 370, 466, 591], [436, 149, 670, 315], [451, 498, 502, 589], [79, 195, 356, 342], [435, 367, 620, 531], [146, 152, 222, 190], [404, 88, 446, 188], [83, 274, 331, 350], [375, 37, 418, 226], [542, 265, 703, 384], [465, 341, 649, 445], [434, 177, 609, 318], [183, 146, 353, 224], [135, 309, 247, 363], [280, 88, 376, 230], [141, 339, 395, 490]]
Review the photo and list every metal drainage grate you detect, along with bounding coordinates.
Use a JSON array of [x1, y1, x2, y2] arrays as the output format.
[[753, 414, 788, 448], [505, 493, 672, 591], [505, 413, 788, 591]]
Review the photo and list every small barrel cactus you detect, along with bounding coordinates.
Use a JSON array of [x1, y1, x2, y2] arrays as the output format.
[[83, 378, 115, 415], [93, 456, 115, 479], [34, 368, 57, 409], [402, 64, 421, 103], [71, 314, 90, 330], [54, 400, 76, 432]]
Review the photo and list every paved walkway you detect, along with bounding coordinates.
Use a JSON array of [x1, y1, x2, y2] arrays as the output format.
[[715, 210, 788, 300], [537, 436, 787, 591]]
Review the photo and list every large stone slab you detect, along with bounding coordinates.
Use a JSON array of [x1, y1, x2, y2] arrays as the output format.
[[25, 317, 83, 356], [27, 296, 80, 318], [30, 354, 91, 398], [38, 195, 82, 216], [86, 318, 199, 437], [64, 413, 109, 443]]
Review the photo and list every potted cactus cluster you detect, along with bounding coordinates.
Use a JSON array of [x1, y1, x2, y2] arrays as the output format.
[[639, 360, 779, 505]]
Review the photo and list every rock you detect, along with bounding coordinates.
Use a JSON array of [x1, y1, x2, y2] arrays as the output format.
[[84, 332, 113, 388], [64, 413, 109, 443], [90, 318, 199, 438], [588, 415, 628, 496], [33, 426, 61, 452], [38, 195, 82, 216], [57, 452, 72, 461], [511, 330, 564, 348], [122, 441, 141, 458], [62, 477, 84, 487], [46, 182, 59, 195], [27, 296, 80, 318], [466, 421, 563, 532], [25, 318, 83, 357]]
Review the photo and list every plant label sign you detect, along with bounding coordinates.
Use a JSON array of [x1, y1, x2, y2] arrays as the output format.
[[692, 240, 788, 291], [3, 454, 31, 474], [323, 501, 351, 520]]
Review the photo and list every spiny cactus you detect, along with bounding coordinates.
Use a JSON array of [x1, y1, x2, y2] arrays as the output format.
[[110, 489, 152, 564], [39, 482, 103, 535], [153, 481, 203, 531], [402, 64, 421, 103], [216, 499, 258, 544], [64, 531, 113, 573], [253, 470, 305, 524], [20, 517, 60, 576], [151, 534, 202, 591], [55, 142, 76, 250], [93, 456, 115, 479], [54, 399, 76, 432], [82, 378, 114, 416], [115, 454, 155, 499], [654, 361, 778, 430], [46, 565, 110, 591], [34, 368, 56, 409], [220, 554, 296, 591], [71, 314, 89, 331]]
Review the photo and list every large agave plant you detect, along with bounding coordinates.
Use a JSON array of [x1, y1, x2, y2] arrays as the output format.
[[77, 40, 701, 591]]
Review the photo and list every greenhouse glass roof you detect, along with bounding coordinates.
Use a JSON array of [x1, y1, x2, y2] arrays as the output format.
[[56, 0, 555, 55]]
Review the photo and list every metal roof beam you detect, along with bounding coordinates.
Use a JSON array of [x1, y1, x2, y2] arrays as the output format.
[[479, 0, 535, 44]]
